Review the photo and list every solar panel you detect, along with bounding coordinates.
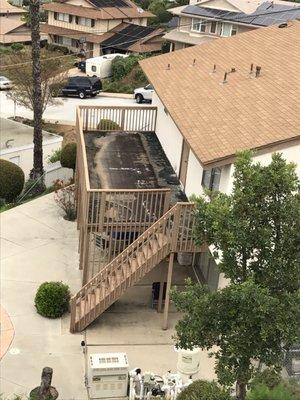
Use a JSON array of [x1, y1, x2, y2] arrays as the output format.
[[89, 0, 129, 8], [183, 2, 300, 27], [101, 24, 156, 50]]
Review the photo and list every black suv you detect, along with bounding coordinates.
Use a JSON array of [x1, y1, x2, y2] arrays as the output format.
[[61, 76, 102, 99]]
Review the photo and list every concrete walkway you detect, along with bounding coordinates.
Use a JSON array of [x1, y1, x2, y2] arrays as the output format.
[[0, 194, 86, 399]]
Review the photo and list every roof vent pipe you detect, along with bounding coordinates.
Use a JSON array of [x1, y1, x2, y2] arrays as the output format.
[[255, 66, 261, 78], [192, 59, 196, 66], [250, 63, 254, 75], [166, 63, 170, 70], [213, 64, 216, 73], [223, 72, 228, 84]]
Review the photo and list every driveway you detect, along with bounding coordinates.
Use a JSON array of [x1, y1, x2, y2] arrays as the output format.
[[0, 194, 86, 399], [0, 91, 139, 124]]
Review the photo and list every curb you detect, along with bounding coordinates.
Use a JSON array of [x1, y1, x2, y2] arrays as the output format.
[[101, 92, 134, 99]]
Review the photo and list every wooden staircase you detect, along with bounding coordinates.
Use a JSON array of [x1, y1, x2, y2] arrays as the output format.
[[70, 203, 195, 333]]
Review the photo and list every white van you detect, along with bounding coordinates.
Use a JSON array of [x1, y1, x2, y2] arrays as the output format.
[[85, 54, 128, 79]]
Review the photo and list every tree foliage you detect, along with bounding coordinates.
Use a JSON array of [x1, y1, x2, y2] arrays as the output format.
[[2, 49, 71, 114], [192, 152, 300, 294], [172, 152, 300, 399], [172, 281, 299, 393]]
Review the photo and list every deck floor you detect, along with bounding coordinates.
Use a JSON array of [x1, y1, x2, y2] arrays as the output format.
[[84, 131, 187, 203]]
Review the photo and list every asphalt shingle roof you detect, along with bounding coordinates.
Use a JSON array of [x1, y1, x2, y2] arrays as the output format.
[[140, 22, 300, 166]]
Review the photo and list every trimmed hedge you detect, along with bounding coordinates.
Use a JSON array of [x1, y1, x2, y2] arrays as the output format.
[[97, 119, 121, 131], [0, 159, 25, 203], [34, 281, 70, 318], [60, 143, 77, 171], [177, 380, 231, 400]]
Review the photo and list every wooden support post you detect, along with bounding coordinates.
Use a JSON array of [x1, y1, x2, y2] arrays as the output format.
[[157, 265, 166, 313], [162, 252, 174, 330]]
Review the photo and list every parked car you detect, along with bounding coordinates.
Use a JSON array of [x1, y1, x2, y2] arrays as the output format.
[[0, 76, 13, 90], [134, 84, 154, 103], [61, 76, 102, 99]]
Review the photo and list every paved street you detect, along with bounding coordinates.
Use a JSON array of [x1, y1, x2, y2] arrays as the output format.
[[0, 91, 139, 124]]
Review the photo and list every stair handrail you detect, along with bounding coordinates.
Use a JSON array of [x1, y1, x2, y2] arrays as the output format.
[[72, 202, 193, 300]]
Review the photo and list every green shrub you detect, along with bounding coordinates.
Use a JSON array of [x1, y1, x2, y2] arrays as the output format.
[[246, 383, 297, 400], [97, 119, 121, 130], [48, 148, 62, 164], [177, 380, 231, 400], [35, 282, 70, 318], [60, 143, 77, 171], [0, 159, 25, 203], [11, 43, 24, 52], [111, 55, 144, 81], [251, 368, 282, 390]]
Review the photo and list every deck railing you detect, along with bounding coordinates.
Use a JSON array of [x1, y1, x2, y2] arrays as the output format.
[[80, 105, 157, 132], [75, 106, 173, 282]]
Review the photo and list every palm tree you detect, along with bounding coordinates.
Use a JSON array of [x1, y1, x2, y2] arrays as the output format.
[[29, 0, 44, 189]]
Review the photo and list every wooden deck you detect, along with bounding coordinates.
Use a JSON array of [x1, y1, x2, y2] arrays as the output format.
[[71, 105, 198, 332]]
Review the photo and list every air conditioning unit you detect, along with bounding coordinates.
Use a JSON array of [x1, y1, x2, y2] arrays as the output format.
[[88, 352, 129, 399]]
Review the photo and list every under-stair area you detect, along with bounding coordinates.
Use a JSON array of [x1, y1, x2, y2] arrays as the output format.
[[70, 203, 196, 332]]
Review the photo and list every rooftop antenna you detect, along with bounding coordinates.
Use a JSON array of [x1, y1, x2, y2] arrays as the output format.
[[255, 66, 262, 78]]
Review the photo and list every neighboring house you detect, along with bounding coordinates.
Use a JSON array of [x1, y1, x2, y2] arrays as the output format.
[[0, 0, 31, 44], [164, 0, 300, 51], [68, 22, 300, 333], [41, 0, 164, 57], [0, 118, 72, 186]]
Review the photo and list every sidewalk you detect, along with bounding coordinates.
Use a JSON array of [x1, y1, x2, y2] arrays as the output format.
[[0, 194, 86, 399]]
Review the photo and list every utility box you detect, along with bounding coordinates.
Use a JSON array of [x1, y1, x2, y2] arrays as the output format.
[[88, 352, 129, 399]]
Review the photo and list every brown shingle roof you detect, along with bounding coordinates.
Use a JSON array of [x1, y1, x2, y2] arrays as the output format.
[[140, 22, 300, 166], [42, 1, 153, 20]]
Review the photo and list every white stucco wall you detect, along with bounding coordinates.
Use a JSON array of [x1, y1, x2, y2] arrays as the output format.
[[185, 150, 204, 198], [152, 92, 183, 176], [0, 138, 63, 182]]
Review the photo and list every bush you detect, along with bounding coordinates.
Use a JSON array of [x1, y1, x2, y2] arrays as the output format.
[[60, 143, 77, 171], [35, 282, 70, 318], [251, 368, 282, 390], [11, 43, 24, 52], [0, 159, 25, 203], [246, 383, 297, 400], [97, 119, 121, 130], [54, 181, 76, 221], [177, 380, 231, 400], [111, 55, 144, 81], [48, 148, 62, 164]]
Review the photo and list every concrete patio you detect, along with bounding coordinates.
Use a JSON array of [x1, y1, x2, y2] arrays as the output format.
[[0, 194, 216, 399]]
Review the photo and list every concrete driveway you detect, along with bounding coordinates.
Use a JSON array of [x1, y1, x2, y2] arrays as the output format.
[[0, 194, 86, 399], [0, 91, 140, 124]]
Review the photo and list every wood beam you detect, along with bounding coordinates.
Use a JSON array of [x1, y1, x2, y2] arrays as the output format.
[[162, 252, 174, 330]]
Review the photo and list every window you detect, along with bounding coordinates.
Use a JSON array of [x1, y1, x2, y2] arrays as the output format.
[[231, 25, 238, 35], [210, 21, 217, 34], [57, 12, 69, 22], [221, 23, 238, 37], [202, 167, 221, 191], [194, 252, 219, 291], [91, 65, 97, 72], [76, 16, 95, 27], [192, 18, 206, 33]]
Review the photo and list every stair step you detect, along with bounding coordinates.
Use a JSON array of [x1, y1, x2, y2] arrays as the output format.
[[149, 238, 159, 253], [142, 244, 152, 259], [156, 233, 168, 247]]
